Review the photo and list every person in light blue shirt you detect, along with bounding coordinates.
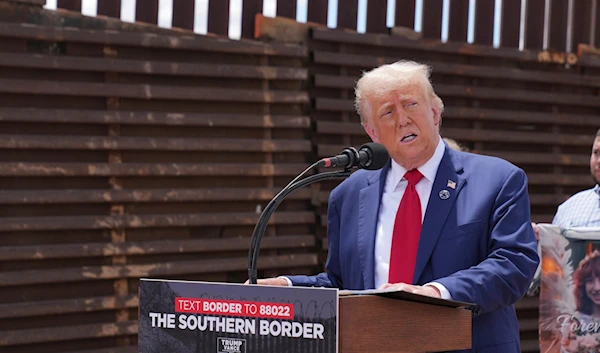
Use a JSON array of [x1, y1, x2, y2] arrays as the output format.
[[553, 128, 600, 228], [533, 129, 600, 237], [529, 129, 600, 299], [553, 184, 600, 228]]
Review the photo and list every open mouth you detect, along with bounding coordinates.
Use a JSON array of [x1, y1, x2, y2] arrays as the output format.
[[401, 133, 417, 143]]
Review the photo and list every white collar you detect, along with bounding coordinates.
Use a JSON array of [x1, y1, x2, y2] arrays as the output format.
[[387, 136, 446, 191]]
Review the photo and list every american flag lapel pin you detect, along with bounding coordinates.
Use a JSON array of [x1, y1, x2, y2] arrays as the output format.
[[447, 180, 456, 189]]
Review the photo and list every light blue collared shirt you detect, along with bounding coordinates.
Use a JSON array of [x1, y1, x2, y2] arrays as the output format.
[[553, 185, 600, 228]]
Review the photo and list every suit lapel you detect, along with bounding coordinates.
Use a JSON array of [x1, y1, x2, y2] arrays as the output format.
[[357, 160, 390, 289], [413, 148, 466, 283]]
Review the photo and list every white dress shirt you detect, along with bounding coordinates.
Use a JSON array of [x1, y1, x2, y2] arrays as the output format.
[[374, 137, 451, 299]]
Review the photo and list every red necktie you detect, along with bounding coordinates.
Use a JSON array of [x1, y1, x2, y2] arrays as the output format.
[[388, 169, 424, 284]]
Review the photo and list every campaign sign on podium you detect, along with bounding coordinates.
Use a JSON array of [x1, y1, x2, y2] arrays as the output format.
[[138, 278, 338, 353]]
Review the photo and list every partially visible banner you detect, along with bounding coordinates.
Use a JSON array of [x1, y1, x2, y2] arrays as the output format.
[[138, 278, 338, 353], [538, 224, 600, 353]]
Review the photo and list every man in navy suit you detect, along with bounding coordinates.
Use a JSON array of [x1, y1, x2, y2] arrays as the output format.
[[254, 61, 539, 352]]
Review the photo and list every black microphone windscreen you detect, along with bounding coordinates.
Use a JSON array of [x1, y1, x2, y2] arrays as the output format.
[[360, 142, 390, 170]]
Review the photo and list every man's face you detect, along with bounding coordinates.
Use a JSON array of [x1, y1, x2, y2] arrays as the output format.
[[591, 137, 600, 184], [362, 86, 440, 170]]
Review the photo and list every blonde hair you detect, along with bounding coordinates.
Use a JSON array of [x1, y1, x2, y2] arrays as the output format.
[[354, 60, 445, 125]]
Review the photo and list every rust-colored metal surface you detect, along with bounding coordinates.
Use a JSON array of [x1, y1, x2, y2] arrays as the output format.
[[135, 0, 159, 25], [172, 0, 195, 30], [421, 0, 443, 40], [394, 0, 416, 29], [448, 0, 469, 42], [46, 0, 599, 51], [549, 0, 569, 52], [307, 0, 328, 25], [500, 0, 522, 48], [276, 0, 297, 20], [97, 0, 121, 18], [365, 0, 387, 34], [474, 0, 494, 45], [337, 0, 359, 30], [0, 4, 314, 353]]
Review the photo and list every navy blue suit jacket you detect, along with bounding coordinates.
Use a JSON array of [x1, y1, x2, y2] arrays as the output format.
[[287, 145, 540, 352]]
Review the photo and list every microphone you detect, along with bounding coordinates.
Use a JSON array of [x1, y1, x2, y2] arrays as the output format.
[[318, 142, 390, 170]]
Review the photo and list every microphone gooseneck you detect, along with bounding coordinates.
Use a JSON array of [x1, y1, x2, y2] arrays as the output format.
[[247, 143, 390, 284]]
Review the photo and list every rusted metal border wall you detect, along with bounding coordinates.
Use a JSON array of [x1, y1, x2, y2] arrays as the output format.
[[0, 3, 318, 353], [55, 0, 600, 52]]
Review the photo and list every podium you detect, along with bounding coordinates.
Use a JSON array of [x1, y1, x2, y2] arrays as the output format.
[[138, 279, 473, 353], [339, 294, 472, 353]]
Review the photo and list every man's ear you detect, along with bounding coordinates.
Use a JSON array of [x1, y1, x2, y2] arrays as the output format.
[[363, 122, 380, 143], [432, 106, 440, 126]]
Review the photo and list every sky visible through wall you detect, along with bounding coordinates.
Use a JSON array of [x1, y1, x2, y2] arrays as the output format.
[[43, 0, 509, 48]]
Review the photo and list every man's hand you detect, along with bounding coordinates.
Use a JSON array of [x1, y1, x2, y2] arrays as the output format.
[[531, 222, 539, 241], [378, 282, 441, 298], [244, 278, 288, 286]]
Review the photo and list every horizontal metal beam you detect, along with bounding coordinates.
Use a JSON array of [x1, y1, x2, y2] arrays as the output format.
[[0, 135, 311, 152], [0, 162, 307, 177], [0, 52, 308, 80], [0, 211, 315, 231], [0, 108, 310, 128], [0, 253, 319, 286], [312, 56, 600, 88], [0, 79, 309, 103], [0, 294, 139, 319], [0, 320, 138, 346], [0, 21, 307, 57], [0, 234, 316, 261], [0, 187, 312, 204], [312, 27, 543, 63]]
